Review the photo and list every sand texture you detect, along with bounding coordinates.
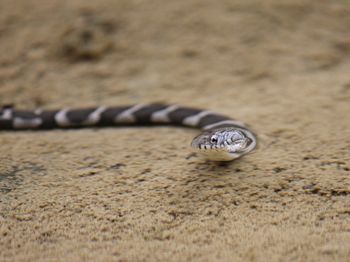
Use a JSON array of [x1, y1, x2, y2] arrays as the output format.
[[1, 0, 350, 261]]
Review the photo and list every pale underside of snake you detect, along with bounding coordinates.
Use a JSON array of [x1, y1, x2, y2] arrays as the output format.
[[0, 104, 257, 161]]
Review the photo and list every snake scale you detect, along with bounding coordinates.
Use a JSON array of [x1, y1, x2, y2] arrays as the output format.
[[0, 104, 257, 161]]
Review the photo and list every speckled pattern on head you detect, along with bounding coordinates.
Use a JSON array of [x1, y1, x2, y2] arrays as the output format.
[[0, 104, 257, 161]]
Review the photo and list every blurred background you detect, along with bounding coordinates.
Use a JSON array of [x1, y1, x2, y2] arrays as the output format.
[[1, 0, 349, 109], [1, 0, 350, 261]]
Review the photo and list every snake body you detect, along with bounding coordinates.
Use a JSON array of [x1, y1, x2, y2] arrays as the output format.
[[0, 104, 257, 161]]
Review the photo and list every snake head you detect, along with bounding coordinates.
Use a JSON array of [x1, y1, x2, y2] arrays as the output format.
[[191, 127, 257, 161]]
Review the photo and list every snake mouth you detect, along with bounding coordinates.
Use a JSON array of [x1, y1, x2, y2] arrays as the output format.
[[193, 143, 230, 151], [192, 138, 250, 152], [192, 145, 242, 161]]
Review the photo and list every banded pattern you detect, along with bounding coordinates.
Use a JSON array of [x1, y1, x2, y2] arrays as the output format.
[[0, 104, 257, 161]]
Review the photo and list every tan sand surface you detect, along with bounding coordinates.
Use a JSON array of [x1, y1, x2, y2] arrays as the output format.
[[1, 0, 350, 261]]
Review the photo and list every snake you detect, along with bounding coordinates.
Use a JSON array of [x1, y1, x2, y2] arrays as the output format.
[[0, 104, 257, 161]]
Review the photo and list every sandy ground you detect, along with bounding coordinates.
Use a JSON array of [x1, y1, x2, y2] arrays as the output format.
[[1, 0, 350, 261]]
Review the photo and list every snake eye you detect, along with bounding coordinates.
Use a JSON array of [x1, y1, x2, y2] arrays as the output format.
[[210, 135, 218, 143]]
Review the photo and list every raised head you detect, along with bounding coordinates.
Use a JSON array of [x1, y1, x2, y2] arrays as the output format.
[[191, 127, 257, 161]]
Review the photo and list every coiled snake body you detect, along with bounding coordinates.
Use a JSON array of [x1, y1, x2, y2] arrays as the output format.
[[0, 104, 257, 161]]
